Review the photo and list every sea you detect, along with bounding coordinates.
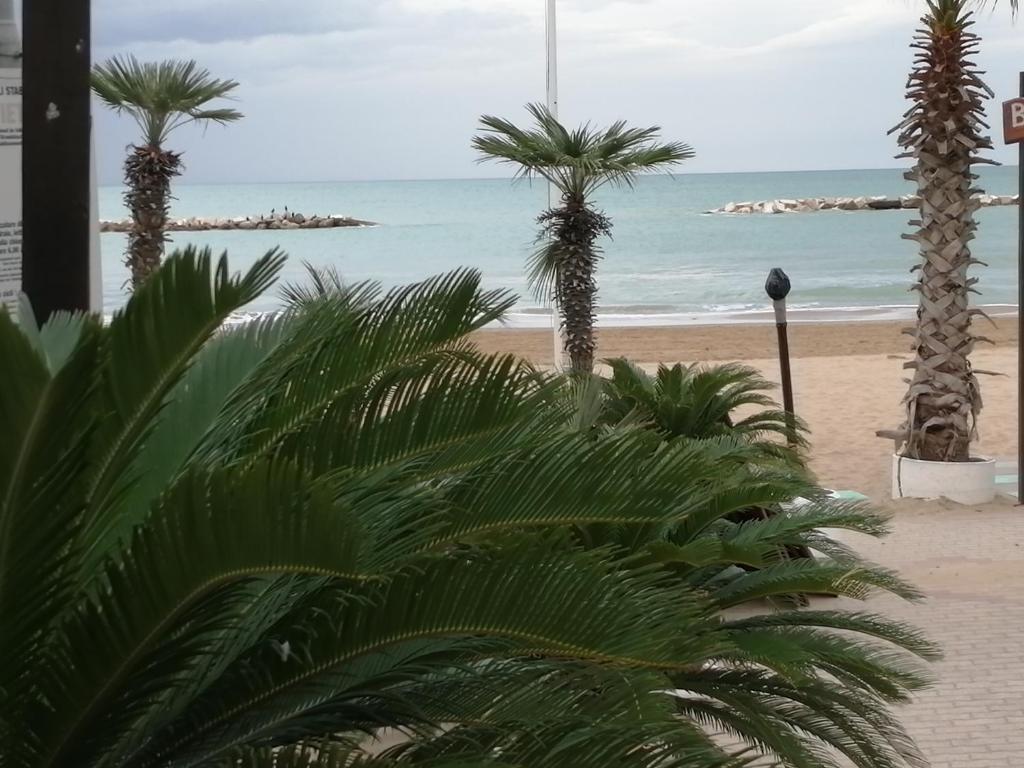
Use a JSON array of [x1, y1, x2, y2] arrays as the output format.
[[97, 167, 1021, 326]]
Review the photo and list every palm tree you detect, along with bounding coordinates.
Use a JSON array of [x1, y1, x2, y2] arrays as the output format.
[[91, 56, 241, 288], [884, 0, 1000, 461], [2, 250, 934, 768], [473, 104, 693, 372]]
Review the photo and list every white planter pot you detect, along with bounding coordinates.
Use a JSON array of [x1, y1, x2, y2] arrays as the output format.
[[891, 454, 996, 505]]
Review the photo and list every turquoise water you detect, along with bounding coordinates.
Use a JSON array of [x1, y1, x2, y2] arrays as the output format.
[[98, 167, 1020, 320]]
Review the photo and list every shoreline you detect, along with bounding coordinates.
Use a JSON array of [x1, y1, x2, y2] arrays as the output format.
[[496, 303, 1018, 329], [470, 314, 1019, 365]]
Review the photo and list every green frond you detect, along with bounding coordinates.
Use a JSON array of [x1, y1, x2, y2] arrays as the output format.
[[0, 314, 101, 744], [474, 103, 693, 200], [671, 669, 929, 768], [194, 270, 516, 467], [31, 458, 444, 767], [16, 296, 91, 373], [280, 262, 353, 306], [230, 743, 491, 768], [92, 55, 242, 146], [108, 312, 296, 546], [126, 539, 719, 765], [75, 246, 285, 577], [710, 558, 924, 609], [598, 359, 807, 458]]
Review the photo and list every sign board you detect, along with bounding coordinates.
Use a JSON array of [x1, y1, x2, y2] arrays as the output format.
[[0, 65, 20, 315], [1003, 97, 1024, 144]]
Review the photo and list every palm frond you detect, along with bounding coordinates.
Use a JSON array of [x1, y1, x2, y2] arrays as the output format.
[[75, 246, 285, 578], [108, 312, 295, 543], [91, 55, 242, 145], [0, 314, 101, 743], [16, 296, 91, 373], [124, 538, 718, 765], [710, 558, 923, 609], [474, 103, 692, 199], [195, 270, 515, 467]]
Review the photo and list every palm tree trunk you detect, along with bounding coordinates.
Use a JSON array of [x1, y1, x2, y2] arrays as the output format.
[[543, 199, 611, 373], [891, 2, 993, 462], [123, 144, 181, 289]]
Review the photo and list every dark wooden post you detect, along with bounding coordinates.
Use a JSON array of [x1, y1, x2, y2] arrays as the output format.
[[765, 267, 797, 446], [1001, 80, 1024, 500], [22, 0, 91, 322]]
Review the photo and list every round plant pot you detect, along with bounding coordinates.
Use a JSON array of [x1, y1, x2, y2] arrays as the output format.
[[891, 454, 996, 505]]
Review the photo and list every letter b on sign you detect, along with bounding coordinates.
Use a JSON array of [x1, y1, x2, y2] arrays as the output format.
[[1013, 102, 1024, 128], [1003, 98, 1024, 144]]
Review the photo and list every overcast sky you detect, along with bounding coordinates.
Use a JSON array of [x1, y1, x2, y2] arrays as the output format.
[[89, 0, 1022, 185]]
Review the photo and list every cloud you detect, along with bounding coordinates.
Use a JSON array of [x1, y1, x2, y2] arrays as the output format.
[[93, 0, 382, 46], [89, 0, 1024, 184]]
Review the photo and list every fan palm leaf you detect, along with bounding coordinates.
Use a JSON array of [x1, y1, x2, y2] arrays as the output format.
[[91, 56, 241, 146]]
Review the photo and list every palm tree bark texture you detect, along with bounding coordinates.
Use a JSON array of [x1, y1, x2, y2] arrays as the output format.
[[538, 199, 612, 372], [890, 0, 995, 462], [123, 146, 182, 287]]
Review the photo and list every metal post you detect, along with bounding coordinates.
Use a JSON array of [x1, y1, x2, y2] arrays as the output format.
[[22, 0, 91, 322], [765, 268, 797, 446], [1017, 72, 1023, 500], [545, 0, 563, 370]]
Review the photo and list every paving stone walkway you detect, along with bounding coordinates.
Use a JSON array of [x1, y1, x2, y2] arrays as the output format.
[[830, 498, 1024, 768]]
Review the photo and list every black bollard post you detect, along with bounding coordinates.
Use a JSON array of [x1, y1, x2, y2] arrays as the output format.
[[765, 268, 796, 446]]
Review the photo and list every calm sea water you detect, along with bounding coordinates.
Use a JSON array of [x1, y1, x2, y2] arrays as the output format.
[[98, 167, 1020, 323]]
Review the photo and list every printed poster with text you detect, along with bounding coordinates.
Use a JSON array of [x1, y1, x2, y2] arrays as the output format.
[[0, 67, 20, 314]]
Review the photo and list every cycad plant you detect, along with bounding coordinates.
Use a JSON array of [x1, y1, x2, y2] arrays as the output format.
[[91, 56, 241, 288], [594, 358, 807, 465], [2, 250, 935, 768], [473, 104, 693, 372], [887, 0, 995, 461]]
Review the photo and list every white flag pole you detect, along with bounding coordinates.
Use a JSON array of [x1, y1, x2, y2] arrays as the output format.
[[545, 0, 564, 370]]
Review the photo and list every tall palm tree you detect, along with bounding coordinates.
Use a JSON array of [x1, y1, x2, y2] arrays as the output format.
[[91, 56, 241, 288], [2, 250, 934, 768], [474, 104, 693, 372], [887, 0, 997, 461]]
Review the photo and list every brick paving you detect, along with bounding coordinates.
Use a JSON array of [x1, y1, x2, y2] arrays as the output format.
[[825, 500, 1024, 767]]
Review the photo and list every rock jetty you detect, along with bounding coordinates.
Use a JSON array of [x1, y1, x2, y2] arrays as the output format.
[[99, 212, 376, 233], [706, 194, 1019, 215]]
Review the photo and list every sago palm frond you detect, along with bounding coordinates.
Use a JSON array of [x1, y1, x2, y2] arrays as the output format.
[[599, 358, 808, 460], [91, 55, 242, 146], [75, 246, 286, 577], [3, 253, 935, 768]]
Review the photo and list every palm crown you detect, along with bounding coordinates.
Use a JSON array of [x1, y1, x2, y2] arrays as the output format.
[[91, 55, 242, 147], [473, 103, 694, 202]]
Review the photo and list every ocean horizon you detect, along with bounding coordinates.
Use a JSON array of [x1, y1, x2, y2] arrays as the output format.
[[98, 166, 1021, 325]]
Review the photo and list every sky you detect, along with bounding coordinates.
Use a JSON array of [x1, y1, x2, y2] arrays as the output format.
[[86, 0, 1023, 185]]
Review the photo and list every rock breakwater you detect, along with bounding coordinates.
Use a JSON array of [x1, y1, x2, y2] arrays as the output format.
[[99, 212, 376, 233], [707, 194, 1019, 215]]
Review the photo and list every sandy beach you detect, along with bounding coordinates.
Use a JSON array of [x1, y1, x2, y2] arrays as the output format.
[[472, 315, 1019, 499]]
